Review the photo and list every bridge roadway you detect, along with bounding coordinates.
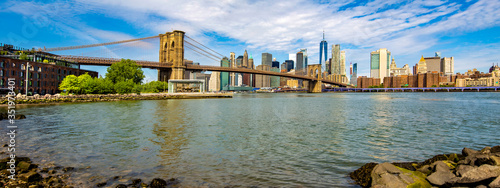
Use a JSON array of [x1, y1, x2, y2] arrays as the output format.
[[59, 55, 347, 87]]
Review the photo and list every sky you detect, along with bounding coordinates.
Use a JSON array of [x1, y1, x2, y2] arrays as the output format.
[[1, 0, 499, 82]]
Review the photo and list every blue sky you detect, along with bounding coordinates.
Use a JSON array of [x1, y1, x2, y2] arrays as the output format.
[[1, 0, 499, 82]]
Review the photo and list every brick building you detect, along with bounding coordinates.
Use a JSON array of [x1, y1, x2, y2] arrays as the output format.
[[0, 57, 98, 95]]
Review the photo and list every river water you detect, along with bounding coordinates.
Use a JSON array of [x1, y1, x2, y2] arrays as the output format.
[[2, 92, 500, 187]]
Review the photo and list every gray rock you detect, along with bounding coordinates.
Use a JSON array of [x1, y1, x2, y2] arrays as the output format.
[[457, 164, 500, 183], [463, 147, 479, 157], [455, 165, 474, 177], [432, 161, 451, 172], [371, 163, 415, 188], [490, 176, 500, 188], [492, 146, 500, 153], [427, 171, 458, 186], [417, 164, 432, 175]]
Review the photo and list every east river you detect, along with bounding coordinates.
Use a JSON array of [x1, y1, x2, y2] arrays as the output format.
[[2, 92, 500, 187]]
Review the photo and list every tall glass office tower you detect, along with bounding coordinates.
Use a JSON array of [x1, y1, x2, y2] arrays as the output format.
[[319, 31, 328, 65]]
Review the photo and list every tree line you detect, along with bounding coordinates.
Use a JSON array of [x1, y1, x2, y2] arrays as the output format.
[[59, 59, 168, 94]]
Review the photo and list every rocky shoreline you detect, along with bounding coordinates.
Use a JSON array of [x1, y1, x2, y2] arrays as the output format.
[[0, 156, 182, 188], [0, 93, 232, 105], [350, 145, 500, 188]]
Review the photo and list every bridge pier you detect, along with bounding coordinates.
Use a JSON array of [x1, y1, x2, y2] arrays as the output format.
[[308, 80, 322, 93], [159, 30, 185, 81]]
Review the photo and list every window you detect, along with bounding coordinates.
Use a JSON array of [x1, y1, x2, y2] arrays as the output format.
[[0, 79, 3, 86], [12, 63, 15, 67], [20, 80, 23, 87], [21, 64, 26, 70], [20, 72, 24, 77], [0, 61, 3, 68], [57, 75, 60, 80], [0, 70, 3, 77], [64, 70, 66, 74], [37, 73, 40, 79], [29, 81, 32, 86]]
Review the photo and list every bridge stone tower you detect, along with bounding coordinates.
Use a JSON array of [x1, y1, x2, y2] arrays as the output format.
[[307, 64, 323, 93], [159, 30, 185, 81]]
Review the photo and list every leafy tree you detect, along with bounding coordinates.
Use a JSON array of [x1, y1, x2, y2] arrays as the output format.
[[59, 75, 80, 94], [94, 77, 115, 94], [105, 59, 145, 84], [43, 59, 49, 63], [114, 79, 135, 94], [78, 73, 97, 94]]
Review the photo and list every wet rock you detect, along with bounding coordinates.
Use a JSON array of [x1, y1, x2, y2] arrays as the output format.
[[427, 171, 457, 186], [491, 146, 500, 153], [116, 184, 127, 188], [62, 167, 74, 172], [150, 178, 167, 188], [165, 178, 180, 186], [417, 164, 432, 175], [20, 171, 42, 183], [371, 163, 414, 188], [40, 167, 49, 173], [481, 147, 492, 154], [349, 162, 378, 187], [48, 169, 56, 174], [96, 181, 107, 187], [131, 178, 142, 185], [473, 154, 497, 166], [18, 161, 37, 172], [490, 176, 500, 188], [457, 164, 500, 183], [47, 176, 62, 185], [463, 148, 479, 157]]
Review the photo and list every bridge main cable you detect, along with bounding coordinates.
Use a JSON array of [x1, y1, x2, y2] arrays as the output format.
[[41, 36, 160, 52]]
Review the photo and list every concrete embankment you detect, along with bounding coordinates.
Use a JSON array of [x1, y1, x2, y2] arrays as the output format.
[[0, 92, 232, 105], [350, 145, 500, 188]]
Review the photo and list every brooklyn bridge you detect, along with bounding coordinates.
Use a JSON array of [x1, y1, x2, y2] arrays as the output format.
[[39, 30, 348, 92]]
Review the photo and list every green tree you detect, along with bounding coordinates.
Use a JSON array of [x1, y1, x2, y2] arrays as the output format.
[[78, 73, 97, 94], [95, 77, 115, 94], [114, 79, 136, 94], [105, 59, 145, 84], [59, 75, 80, 94]]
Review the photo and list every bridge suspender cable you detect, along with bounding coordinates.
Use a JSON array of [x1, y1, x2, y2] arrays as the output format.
[[185, 35, 225, 57], [41, 36, 160, 52], [184, 45, 221, 63], [184, 41, 223, 60]]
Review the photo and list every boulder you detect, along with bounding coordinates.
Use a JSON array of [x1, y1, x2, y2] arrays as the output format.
[[491, 146, 500, 153], [417, 164, 432, 175], [150, 178, 167, 188], [350, 162, 378, 187], [456, 165, 474, 177], [490, 176, 500, 188], [457, 164, 500, 183], [20, 171, 42, 183], [427, 171, 457, 186], [432, 161, 451, 172], [371, 163, 414, 188]]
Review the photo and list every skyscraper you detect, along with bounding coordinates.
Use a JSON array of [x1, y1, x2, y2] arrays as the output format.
[[230, 52, 236, 86], [370, 48, 391, 83], [300, 49, 308, 73], [262, 53, 272, 67], [272, 58, 280, 69], [248, 54, 254, 69], [340, 51, 346, 75], [319, 31, 328, 65], [285, 60, 294, 72], [236, 56, 243, 68], [331, 44, 340, 75], [351, 63, 357, 86], [296, 51, 303, 74], [220, 57, 230, 90], [243, 50, 248, 68]]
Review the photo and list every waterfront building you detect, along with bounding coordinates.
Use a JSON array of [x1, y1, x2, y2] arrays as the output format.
[[357, 76, 380, 88], [350, 63, 357, 86], [237, 73, 243, 86], [417, 55, 427, 74], [281, 62, 287, 72], [262, 53, 272, 67], [331, 44, 340, 75], [456, 68, 500, 87], [255, 65, 270, 88], [220, 57, 230, 90], [370, 48, 391, 83], [296, 51, 304, 74], [441, 57, 454, 75], [287, 79, 299, 88], [0, 56, 98, 95], [319, 31, 328, 65], [300, 49, 308, 74], [270, 67, 280, 88], [208, 71, 220, 92], [389, 58, 411, 76]]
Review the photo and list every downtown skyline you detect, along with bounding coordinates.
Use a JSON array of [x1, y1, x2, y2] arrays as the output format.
[[0, 0, 499, 82]]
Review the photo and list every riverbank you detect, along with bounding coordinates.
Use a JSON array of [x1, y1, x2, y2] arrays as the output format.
[[0, 92, 232, 105], [0, 156, 182, 188], [350, 145, 500, 188]]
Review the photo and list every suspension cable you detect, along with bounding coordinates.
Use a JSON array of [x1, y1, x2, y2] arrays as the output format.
[[41, 36, 159, 52], [185, 35, 225, 57], [184, 41, 222, 60]]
